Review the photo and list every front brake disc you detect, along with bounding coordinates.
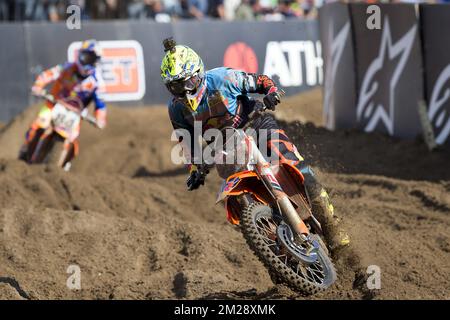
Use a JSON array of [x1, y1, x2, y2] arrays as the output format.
[[276, 223, 319, 265]]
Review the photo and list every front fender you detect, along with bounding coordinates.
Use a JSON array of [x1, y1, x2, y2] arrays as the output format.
[[215, 171, 259, 204], [216, 171, 272, 225]]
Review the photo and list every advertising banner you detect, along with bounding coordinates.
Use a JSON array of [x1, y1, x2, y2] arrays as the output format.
[[319, 2, 356, 130], [0, 24, 29, 121], [173, 20, 322, 97], [420, 4, 450, 145], [350, 3, 424, 139], [0, 20, 321, 122]]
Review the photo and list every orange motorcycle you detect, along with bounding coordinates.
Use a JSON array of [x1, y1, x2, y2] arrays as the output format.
[[22, 93, 98, 171], [202, 102, 336, 295]]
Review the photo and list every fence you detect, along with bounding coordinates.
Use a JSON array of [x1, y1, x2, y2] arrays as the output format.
[[320, 3, 450, 146], [0, 19, 322, 122]]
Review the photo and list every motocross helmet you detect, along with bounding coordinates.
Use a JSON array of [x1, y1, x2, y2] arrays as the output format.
[[161, 38, 206, 111], [76, 39, 101, 77]]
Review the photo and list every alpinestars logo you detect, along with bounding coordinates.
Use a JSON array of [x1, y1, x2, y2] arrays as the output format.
[[356, 17, 417, 135], [429, 65, 450, 145], [323, 21, 350, 130]]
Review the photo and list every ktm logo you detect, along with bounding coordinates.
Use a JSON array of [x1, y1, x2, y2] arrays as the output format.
[[68, 40, 146, 101]]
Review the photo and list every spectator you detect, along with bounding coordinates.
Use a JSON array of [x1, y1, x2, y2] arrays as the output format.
[[235, 0, 255, 20], [224, 0, 240, 20], [300, 0, 318, 19], [0, 0, 9, 21], [143, 0, 171, 21], [48, 0, 74, 22], [68, 0, 90, 20], [278, 0, 299, 18], [23, 0, 49, 21], [251, 0, 276, 19], [0, 0, 330, 22], [161, 0, 180, 15], [94, 0, 129, 19], [178, 0, 207, 19], [102, 0, 120, 19], [128, 0, 146, 18], [259, 0, 277, 11], [207, 0, 225, 18]]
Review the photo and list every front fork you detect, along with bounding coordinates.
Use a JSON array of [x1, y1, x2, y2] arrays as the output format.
[[250, 141, 310, 237], [31, 127, 72, 169], [31, 127, 53, 163]]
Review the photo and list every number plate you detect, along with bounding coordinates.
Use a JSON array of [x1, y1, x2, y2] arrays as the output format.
[[52, 103, 81, 137]]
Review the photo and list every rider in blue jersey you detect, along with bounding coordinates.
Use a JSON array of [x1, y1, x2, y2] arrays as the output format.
[[161, 38, 349, 249]]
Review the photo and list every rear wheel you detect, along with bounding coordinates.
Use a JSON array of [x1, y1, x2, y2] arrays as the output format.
[[240, 201, 336, 295]]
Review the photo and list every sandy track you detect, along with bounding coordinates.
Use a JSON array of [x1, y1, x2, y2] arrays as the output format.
[[0, 89, 449, 299]]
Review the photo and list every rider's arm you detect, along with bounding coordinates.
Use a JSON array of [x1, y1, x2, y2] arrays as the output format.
[[227, 69, 279, 95], [32, 65, 63, 95], [168, 100, 197, 168], [227, 70, 281, 110]]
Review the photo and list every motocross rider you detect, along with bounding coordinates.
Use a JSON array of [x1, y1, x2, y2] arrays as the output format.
[[18, 39, 107, 169], [160, 39, 349, 250]]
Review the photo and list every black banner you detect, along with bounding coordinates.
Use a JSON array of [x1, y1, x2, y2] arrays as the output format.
[[24, 21, 172, 107], [0, 20, 321, 122], [173, 20, 322, 97], [319, 2, 356, 130], [420, 4, 450, 145], [350, 3, 424, 139], [0, 24, 29, 121]]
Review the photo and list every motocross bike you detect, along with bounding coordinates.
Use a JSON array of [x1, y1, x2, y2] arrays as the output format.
[[200, 99, 337, 295], [21, 93, 98, 171]]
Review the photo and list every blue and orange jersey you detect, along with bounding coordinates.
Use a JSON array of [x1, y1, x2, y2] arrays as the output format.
[[169, 67, 256, 133], [33, 62, 106, 112], [168, 67, 277, 163]]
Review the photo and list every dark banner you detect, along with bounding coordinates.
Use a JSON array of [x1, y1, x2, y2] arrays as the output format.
[[0, 24, 29, 121], [0, 20, 321, 122], [24, 21, 172, 107], [420, 4, 450, 145], [350, 3, 424, 139], [319, 2, 356, 130], [173, 20, 322, 97]]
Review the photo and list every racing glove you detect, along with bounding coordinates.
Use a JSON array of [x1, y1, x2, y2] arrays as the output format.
[[31, 86, 46, 97], [263, 87, 282, 111], [249, 74, 282, 111], [187, 164, 208, 191]]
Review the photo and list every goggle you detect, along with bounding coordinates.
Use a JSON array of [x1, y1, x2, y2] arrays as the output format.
[[167, 74, 201, 97], [78, 50, 100, 67]]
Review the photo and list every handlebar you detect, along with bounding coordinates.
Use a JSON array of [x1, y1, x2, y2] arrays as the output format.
[[35, 92, 56, 104], [243, 89, 285, 131], [33, 91, 100, 128], [197, 89, 285, 175]]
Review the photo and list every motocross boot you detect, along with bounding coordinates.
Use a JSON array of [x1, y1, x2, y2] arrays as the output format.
[[302, 167, 350, 251], [18, 144, 29, 162]]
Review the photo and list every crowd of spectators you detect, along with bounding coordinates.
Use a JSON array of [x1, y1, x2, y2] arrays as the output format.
[[0, 0, 322, 22], [0, 0, 449, 23]]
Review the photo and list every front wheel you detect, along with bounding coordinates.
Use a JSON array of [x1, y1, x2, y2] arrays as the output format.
[[30, 132, 56, 164], [240, 201, 337, 295]]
